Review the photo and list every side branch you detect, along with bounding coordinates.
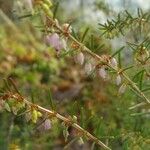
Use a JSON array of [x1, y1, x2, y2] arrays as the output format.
[[2, 93, 111, 150], [46, 16, 150, 106]]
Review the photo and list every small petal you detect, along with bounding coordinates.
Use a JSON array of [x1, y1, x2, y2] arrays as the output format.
[[45, 33, 60, 50], [78, 137, 84, 145], [60, 38, 67, 50], [110, 57, 118, 69], [75, 52, 84, 65], [25, 112, 32, 122], [118, 84, 126, 94], [37, 119, 52, 132], [84, 62, 93, 75], [44, 119, 51, 130], [98, 66, 107, 79], [116, 75, 122, 85], [44, 0, 53, 7]]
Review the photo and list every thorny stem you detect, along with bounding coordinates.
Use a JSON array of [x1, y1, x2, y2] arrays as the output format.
[[129, 102, 146, 110], [45, 16, 150, 107], [4, 93, 111, 150]]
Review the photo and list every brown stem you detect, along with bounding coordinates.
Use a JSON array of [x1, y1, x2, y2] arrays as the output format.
[[10, 93, 111, 150], [45, 16, 150, 107]]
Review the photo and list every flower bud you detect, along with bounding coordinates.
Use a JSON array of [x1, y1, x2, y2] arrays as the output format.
[[110, 57, 118, 69], [43, 0, 53, 7], [43, 119, 51, 130], [78, 137, 84, 145], [41, 3, 53, 17], [32, 109, 38, 123], [118, 84, 126, 94], [84, 62, 93, 75], [45, 33, 59, 46], [45, 33, 66, 51], [62, 23, 72, 33], [98, 66, 107, 79], [37, 111, 42, 117], [75, 52, 84, 65], [72, 115, 77, 123], [37, 119, 52, 132], [116, 74, 122, 85], [25, 112, 32, 122]]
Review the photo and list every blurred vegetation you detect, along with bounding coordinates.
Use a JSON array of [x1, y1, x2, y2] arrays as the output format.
[[0, 0, 150, 150]]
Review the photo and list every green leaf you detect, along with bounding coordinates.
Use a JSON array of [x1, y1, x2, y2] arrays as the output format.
[[72, 29, 78, 40], [81, 27, 89, 42], [3, 79, 11, 92], [31, 90, 35, 103], [4, 102, 11, 112], [98, 23, 106, 28], [90, 34, 94, 49], [48, 89, 55, 110], [142, 87, 150, 92], [139, 70, 144, 90], [132, 70, 145, 82], [125, 10, 133, 19], [131, 111, 150, 117], [96, 44, 104, 51], [121, 66, 134, 72], [80, 107, 84, 128], [59, 49, 74, 58], [118, 51, 121, 68], [111, 46, 125, 57], [18, 14, 32, 19], [53, 2, 59, 19], [95, 119, 101, 136]]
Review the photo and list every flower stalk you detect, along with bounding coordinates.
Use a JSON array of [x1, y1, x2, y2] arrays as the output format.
[[0, 92, 111, 150], [43, 15, 150, 108]]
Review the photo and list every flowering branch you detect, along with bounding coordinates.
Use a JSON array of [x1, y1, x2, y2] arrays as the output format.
[[32, 0, 150, 111], [0, 91, 111, 150], [43, 15, 150, 108]]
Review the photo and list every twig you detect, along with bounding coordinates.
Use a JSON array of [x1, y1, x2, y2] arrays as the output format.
[[44, 16, 150, 107], [7, 93, 111, 150]]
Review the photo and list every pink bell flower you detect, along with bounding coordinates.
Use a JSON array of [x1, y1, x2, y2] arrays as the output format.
[[45, 33, 67, 51]]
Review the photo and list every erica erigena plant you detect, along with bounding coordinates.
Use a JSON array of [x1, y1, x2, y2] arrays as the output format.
[[0, 0, 150, 149]]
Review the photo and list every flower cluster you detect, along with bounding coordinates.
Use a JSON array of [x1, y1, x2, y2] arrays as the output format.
[[0, 94, 25, 114], [45, 33, 67, 52], [73, 51, 126, 94], [45, 28, 127, 95], [41, 11, 127, 95], [0, 92, 110, 149], [44, 23, 72, 53], [0, 93, 52, 131], [25, 107, 42, 123]]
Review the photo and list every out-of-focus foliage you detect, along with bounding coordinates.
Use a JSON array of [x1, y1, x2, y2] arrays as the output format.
[[0, 0, 150, 150]]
